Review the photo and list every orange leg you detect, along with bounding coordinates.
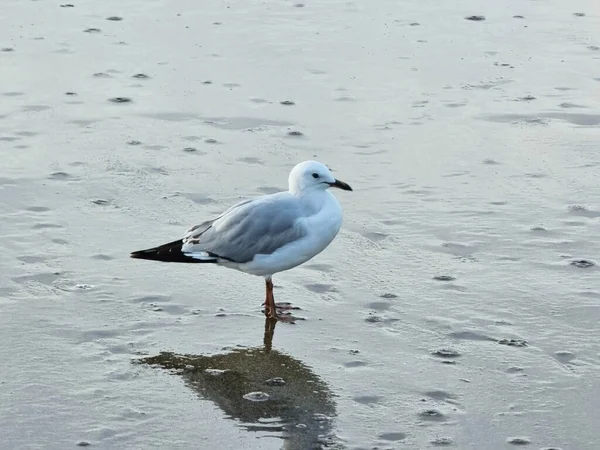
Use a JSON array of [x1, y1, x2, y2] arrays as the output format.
[[264, 278, 277, 319], [263, 278, 298, 323]]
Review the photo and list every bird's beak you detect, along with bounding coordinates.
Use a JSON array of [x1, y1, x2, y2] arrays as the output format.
[[329, 178, 353, 191]]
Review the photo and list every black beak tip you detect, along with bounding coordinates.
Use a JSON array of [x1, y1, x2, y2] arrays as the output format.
[[332, 179, 353, 191]]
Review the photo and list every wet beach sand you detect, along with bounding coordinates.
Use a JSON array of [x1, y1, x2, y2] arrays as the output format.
[[1, 0, 599, 448]]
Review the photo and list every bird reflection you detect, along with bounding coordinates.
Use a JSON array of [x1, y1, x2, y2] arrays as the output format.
[[138, 318, 340, 449]]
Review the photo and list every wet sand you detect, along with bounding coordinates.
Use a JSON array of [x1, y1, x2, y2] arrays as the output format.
[[1, 0, 599, 448]]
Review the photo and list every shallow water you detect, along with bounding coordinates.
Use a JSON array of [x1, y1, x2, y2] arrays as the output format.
[[1, 0, 599, 449]]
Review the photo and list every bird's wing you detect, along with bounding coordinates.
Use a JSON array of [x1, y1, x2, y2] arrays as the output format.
[[182, 193, 309, 263], [182, 198, 253, 241]]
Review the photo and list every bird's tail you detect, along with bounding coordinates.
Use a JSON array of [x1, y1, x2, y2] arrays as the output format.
[[130, 239, 218, 264]]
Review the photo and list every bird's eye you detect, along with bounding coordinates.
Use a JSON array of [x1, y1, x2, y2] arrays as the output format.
[[312, 173, 319, 179]]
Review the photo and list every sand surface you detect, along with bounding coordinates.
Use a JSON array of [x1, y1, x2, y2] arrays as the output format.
[[1, 0, 599, 449]]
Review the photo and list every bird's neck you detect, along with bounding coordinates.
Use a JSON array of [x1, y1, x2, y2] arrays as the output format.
[[290, 188, 336, 210], [289, 186, 324, 197]]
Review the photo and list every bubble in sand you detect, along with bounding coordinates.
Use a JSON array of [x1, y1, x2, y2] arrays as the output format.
[[418, 409, 445, 421], [205, 369, 229, 376], [432, 348, 461, 358], [365, 314, 383, 323], [84, 28, 102, 33], [132, 73, 150, 79], [433, 275, 456, 281], [243, 391, 270, 402], [379, 432, 407, 441], [430, 437, 454, 446], [570, 259, 595, 268], [108, 97, 132, 103], [287, 130, 304, 136], [465, 15, 486, 21], [554, 351, 576, 363], [265, 377, 286, 386], [516, 95, 536, 101], [75, 284, 94, 290], [507, 437, 530, 445], [498, 339, 527, 347], [76, 441, 91, 447], [106, 16, 123, 21], [344, 360, 368, 368], [280, 100, 295, 105], [49, 171, 73, 180], [568, 205, 598, 216], [313, 413, 332, 422]]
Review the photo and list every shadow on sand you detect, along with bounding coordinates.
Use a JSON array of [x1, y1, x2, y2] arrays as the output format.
[[137, 319, 342, 449]]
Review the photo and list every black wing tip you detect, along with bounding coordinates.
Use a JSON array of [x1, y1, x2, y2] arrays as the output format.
[[129, 249, 170, 261], [129, 239, 184, 262], [129, 239, 218, 264], [130, 250, 150, 259]]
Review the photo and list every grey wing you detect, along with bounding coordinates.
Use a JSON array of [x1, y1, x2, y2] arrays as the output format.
[[182, 198, 253, 240], [182, 195, 308, 263]]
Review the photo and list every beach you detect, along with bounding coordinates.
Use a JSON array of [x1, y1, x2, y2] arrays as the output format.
[[1, 0, 599, 448]]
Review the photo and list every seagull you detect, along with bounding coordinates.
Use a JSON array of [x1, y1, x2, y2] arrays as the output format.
[[130, 160, 352, 322]]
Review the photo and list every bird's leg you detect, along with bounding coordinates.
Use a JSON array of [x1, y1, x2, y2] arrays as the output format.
[[264, 278, 276, 319], [263, 278, 297, 323], [261, 280, 300, 311]]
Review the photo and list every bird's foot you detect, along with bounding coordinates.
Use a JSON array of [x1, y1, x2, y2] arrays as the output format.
[[261, 301, 300, 310], [262, 306, 304, 324]]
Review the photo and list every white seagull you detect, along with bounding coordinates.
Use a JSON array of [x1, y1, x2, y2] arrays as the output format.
[[130, 160, 352, 322]]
